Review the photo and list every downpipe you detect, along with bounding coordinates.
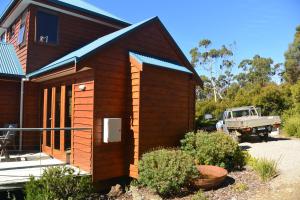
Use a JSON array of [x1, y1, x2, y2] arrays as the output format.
[[19, 77, 29, 151]]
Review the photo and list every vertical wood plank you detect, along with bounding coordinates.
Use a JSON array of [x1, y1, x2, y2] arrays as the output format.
[[60, 85, 66, 152], [42, 88, 48, 147], [51, 87, 56, 155]]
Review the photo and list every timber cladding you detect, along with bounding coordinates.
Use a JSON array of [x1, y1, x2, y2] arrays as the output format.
[[90, 19, 196, 182], [26, 5, 118, 73], [0, 80, 20, 129]]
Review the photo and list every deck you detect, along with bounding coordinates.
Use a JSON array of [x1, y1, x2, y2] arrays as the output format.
[[0, 153, 88, 190]]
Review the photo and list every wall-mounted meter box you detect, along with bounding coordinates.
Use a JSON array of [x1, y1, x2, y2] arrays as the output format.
[[103, 118, 122, 143]]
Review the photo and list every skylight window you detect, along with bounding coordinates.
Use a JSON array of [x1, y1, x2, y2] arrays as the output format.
[[36, 11, 59, 45]]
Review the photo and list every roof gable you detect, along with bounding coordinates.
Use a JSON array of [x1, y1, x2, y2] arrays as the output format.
[[0, 42, 24, 77], [27, 17, 157, 78], [27, 16, 202, 85]]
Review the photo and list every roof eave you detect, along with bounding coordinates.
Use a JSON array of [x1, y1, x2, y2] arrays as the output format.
[[27, 57, 77, 78], [0, 0, 18, 25], [47, 0, 131, 26]]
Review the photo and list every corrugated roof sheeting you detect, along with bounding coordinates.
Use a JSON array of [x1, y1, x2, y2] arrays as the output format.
[[0, 42, 24, 77], [129, 52, 192, 74]]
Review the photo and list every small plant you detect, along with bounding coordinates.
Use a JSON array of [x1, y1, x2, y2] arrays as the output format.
[[25, 166, 93, 200], [233, 182, 249, 192], [192, 190, 207, 200], [283, 114, 300, 138], [249, 157, 279, 182], [181, 131, 246, 170], [138, 149, 199, 196]]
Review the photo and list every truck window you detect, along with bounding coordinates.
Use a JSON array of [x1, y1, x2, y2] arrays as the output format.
[[232, 110, 250, 118]]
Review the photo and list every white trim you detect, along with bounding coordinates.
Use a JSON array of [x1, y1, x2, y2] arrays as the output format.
[[0, 0, 123, 35], [30, 0, 123, 29]]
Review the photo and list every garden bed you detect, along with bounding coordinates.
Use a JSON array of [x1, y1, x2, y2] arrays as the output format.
[[116, 167, 269, 200]]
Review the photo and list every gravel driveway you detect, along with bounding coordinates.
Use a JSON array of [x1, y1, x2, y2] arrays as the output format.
[[240, 135, 300, 200]]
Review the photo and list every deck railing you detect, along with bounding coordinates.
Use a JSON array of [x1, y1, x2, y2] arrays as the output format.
[[0, 127, 92, 190]]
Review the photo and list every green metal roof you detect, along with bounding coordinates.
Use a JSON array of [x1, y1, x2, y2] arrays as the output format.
[[27, 17, 157, 78], [0, 42, 24, 77], [129, 52, 192, 74], [0, 0, 130, 26]]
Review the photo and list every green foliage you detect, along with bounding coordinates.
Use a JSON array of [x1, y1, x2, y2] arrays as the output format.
[[233, 183, 249, 193], [238, 55, 280, 86], [25, 166, 93, 200], [180, 131, 246, 170], [138, 149, 199, 196], [248, 157, 278, 182], [253, 84, 291, 115], [192, 190, 207, 200], [284, 25, 300, 84], [283, 114, 300, 137]]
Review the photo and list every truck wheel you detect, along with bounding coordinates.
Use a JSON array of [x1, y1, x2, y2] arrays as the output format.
[[263, 133, 269, 142], [259, 133, 269, 142]]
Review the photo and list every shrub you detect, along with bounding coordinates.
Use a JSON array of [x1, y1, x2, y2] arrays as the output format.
[[181, 131, 245, 170], [284, 114, 300, 137], [25, 166, 93, 200], [249, 157, 278, 182], [138, 149, 199, 196]]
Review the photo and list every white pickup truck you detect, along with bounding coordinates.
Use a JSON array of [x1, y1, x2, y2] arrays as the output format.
[[216, 106, 281, 142]]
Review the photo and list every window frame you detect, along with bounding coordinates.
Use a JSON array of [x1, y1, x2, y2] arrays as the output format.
[[8, 24, 15, 40], [17, 10, 28, 47], [35, 9, 59, 46], [0, 33, 6, 43]]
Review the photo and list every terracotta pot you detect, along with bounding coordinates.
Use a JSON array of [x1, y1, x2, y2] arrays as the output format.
[[193, 165, 228, 190]]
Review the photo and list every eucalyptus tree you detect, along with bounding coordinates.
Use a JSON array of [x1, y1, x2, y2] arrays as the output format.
[[284, 25, 300, 84], [237, 55, 281, 86], [190, 39, 234, 102]]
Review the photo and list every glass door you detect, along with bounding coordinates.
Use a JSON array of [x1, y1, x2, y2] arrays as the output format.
[[42, 85, 72, 160]]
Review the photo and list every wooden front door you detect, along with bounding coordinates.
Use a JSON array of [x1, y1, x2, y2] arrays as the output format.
[[42, 85, 72, 161]]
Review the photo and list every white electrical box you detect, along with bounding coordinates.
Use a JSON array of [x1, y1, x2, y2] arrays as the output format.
[[103, 118, 122, 143]]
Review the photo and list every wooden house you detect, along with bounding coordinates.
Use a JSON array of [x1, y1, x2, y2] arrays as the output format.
[[0, 0, 202, 183]]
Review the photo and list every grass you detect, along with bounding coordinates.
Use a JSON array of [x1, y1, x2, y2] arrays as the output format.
[[192, 190, 207, 200], [233, 183, 249, 193], [247, 157, 279, 182]]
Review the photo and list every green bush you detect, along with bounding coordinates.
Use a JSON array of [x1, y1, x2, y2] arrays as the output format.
[[138, 149, 199, 196], [25, 166, 93, 200], [249, 157, 278, 182], [181, 131, 245, 170], [283, 114, 300, 137]]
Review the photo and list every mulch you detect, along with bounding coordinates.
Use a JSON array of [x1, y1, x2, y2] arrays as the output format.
[[113, 167, 270, 200]]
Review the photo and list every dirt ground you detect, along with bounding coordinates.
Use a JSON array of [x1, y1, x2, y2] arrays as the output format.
[[240, 135, 300, 200]]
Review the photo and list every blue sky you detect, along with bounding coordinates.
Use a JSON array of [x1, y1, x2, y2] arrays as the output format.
[[1, 0, 299, 78]]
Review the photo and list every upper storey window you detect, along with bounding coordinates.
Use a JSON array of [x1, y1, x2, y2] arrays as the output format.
[[17, 11, 27, 46], [36, 11, 59, 45], [0, 33, 5, 42]]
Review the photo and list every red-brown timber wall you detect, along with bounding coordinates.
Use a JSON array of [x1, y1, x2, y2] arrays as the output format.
[[5, 8, 30, 72], [91, 20, 196, 182], [139, 65, 195, 153], [72, 71, 94, 173], [26, 5, 119, 73], [0, 80, 20, 128]]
